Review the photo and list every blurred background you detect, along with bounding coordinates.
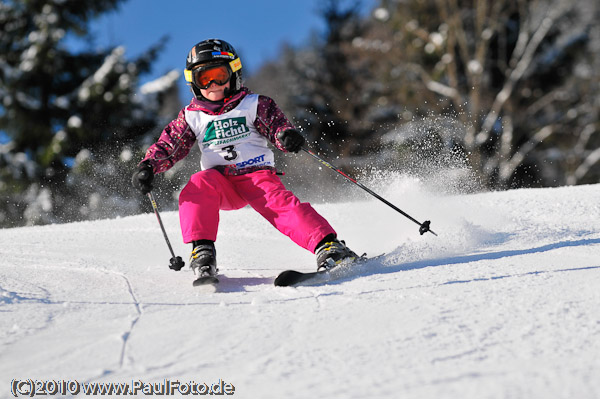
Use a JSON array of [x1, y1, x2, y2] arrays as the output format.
[[1, 0, 599, 228]]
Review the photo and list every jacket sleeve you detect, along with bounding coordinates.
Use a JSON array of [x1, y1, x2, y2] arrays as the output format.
[[254, 95, 296, 152], [141, 108, 197, 174]]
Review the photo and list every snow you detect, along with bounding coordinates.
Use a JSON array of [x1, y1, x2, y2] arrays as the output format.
[[1, 178, 600, 398], [77, 47, 126, 102], [140, 70, 180, 95]]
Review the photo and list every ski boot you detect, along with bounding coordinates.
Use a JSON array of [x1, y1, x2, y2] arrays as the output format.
[[190, 241, 218, 285], [315, 237, 358, 272]]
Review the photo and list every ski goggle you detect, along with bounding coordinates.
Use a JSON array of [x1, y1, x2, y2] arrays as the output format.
[[184, 58, 242, 89], [191, 64, 231, 89]]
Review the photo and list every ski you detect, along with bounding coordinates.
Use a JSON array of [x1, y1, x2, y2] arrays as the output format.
[[274, 269, 324, 287], [274, 254, 382, 287], [192, 275, 219, 287]]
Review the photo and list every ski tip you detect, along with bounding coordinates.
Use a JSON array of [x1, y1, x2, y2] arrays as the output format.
[[274, 270, 304, 287], [192, 276, 219, 287]]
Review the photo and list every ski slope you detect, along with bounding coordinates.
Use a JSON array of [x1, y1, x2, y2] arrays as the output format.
[[1, 179, 599, 399]]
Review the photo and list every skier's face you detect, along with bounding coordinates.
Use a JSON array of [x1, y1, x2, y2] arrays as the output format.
[[200, 80, 230, 101]]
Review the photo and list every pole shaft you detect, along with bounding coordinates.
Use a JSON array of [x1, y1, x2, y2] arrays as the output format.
[[301, 148, 437, 236], [147, 192, 177, 257]]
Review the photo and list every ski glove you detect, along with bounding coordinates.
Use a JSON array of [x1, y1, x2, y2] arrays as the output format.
[[132, 162, 154, 194], [277, 129, 305, 153]]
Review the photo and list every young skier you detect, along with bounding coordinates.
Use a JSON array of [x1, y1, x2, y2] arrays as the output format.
[[132, 39, 357, 281]]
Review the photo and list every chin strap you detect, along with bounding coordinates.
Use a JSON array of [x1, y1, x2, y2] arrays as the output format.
[[190, 85, 238, 103]]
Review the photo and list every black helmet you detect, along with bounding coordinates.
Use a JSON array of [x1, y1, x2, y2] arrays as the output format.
[[184, 39, 243, 100]]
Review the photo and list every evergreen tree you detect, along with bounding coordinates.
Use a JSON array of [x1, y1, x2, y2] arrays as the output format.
[[262, 0, 374, 157], [0, 0, 178, 226]]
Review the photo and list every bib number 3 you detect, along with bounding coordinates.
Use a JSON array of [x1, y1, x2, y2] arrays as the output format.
[[222, 145, 238, 161]]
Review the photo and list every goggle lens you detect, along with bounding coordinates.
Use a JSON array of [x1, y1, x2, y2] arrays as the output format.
[[193, 65, 231, 89]]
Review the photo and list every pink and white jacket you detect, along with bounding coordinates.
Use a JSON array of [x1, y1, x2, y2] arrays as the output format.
[[141, 87, 295, 176]]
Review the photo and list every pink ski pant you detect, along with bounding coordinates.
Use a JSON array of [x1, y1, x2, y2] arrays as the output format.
[[178, 169, 336, 253]]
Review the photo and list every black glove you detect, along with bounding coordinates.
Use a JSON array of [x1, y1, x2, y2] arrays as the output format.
[[277, 129, 305, 153], [132, 162, 154, 194]]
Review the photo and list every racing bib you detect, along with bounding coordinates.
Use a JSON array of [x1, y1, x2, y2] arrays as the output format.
[[185, 94, 275, 171]]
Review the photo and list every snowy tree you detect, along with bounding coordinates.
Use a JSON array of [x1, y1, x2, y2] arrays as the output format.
[[251, 0, 599, 190], [0, 0, 180, 226], [249, 0, 381, 158], [367, 0, 600, 188]]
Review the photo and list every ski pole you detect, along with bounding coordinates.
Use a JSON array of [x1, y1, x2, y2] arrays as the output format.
[[146, 191, 186, 270], [301, 147, 437, 236]]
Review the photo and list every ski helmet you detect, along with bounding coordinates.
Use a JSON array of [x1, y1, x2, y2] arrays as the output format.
[[184, 39, 243, 100]]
